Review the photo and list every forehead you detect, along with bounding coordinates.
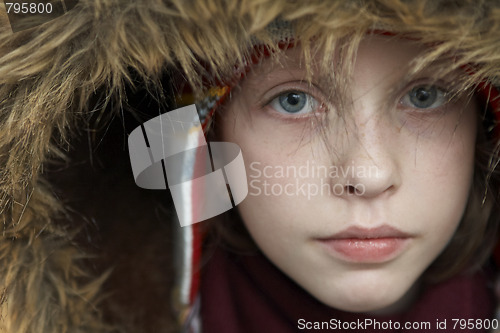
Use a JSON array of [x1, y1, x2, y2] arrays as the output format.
[[244, 36, 430, 87], [354, 36, 427, 85]]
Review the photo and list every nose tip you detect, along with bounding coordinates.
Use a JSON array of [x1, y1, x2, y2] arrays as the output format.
[[349, 170, 395, 198], [332, 148, 400, 200]]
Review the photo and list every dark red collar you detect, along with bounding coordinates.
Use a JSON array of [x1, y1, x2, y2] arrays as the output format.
[[201, 247, 494, 333]]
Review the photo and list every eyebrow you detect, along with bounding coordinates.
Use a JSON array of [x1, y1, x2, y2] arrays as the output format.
[[243, 66, 312, 92]]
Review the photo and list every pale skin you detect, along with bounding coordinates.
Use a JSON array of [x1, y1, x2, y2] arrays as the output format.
[[219, 36, 477, 313]]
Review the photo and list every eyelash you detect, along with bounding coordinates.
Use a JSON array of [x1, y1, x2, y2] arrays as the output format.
[[262, 86, 326, 120], [397, 81, 454, 113], [260, 80, 455, 121]]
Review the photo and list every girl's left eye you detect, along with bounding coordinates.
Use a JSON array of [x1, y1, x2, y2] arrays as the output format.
[[400, 85, 447, 109], [269, 91, 319, 115]]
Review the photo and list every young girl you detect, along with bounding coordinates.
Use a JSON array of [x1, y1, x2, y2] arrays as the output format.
[[196, 34, 498, 332], [167, 2, 500, 332], [1, 0, 499, 332]]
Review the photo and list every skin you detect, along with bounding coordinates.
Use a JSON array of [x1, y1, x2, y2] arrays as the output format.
[[219, 36, 477, 313]]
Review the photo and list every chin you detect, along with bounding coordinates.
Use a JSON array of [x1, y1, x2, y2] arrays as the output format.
[[319, 294, 401, 314], [309, 278, 418, 314], [342, 300, 401, 314]]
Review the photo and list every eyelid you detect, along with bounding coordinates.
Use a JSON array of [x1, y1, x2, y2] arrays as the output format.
[[269, 93, 318, 117], [265, 90, 327, 121], [260, 81, 327, 108], [401, 86, 446, 108], [396, 79, 454, 110]]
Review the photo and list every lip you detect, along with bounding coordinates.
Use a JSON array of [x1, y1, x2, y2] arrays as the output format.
[[316, 225, 413, 263]]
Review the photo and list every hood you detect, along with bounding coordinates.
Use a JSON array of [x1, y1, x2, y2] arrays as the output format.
[[0, 0, 499, 332]]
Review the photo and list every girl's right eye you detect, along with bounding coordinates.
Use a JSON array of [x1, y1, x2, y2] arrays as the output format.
[[269, 91, 319, 116]]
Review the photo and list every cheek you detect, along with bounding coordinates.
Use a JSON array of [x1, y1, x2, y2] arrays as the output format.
[[406, 107, 477, 244], [220, 104, 317, 247], [425, 109, 476, 194], [236, 137, 314, 233]]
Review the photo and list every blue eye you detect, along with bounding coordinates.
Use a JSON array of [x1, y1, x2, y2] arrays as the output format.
[[270, 91, 318, 115], [402, 85, 447, 109]]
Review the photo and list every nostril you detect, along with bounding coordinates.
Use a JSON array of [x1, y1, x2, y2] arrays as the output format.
[[346, 185, 357, 195], [345, 183, 366, 196]]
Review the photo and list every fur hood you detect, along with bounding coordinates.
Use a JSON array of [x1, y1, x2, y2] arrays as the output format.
[[0, 0, 499, 332]]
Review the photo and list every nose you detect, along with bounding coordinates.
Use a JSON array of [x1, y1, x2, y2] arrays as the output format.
[[330, 112, 401, 199]]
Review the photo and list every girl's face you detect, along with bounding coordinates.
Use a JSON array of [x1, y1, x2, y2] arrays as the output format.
[[220, 36, 477, 312]]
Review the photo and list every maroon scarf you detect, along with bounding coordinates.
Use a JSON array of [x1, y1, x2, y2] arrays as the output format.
[[201, 247, 494, 332]]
